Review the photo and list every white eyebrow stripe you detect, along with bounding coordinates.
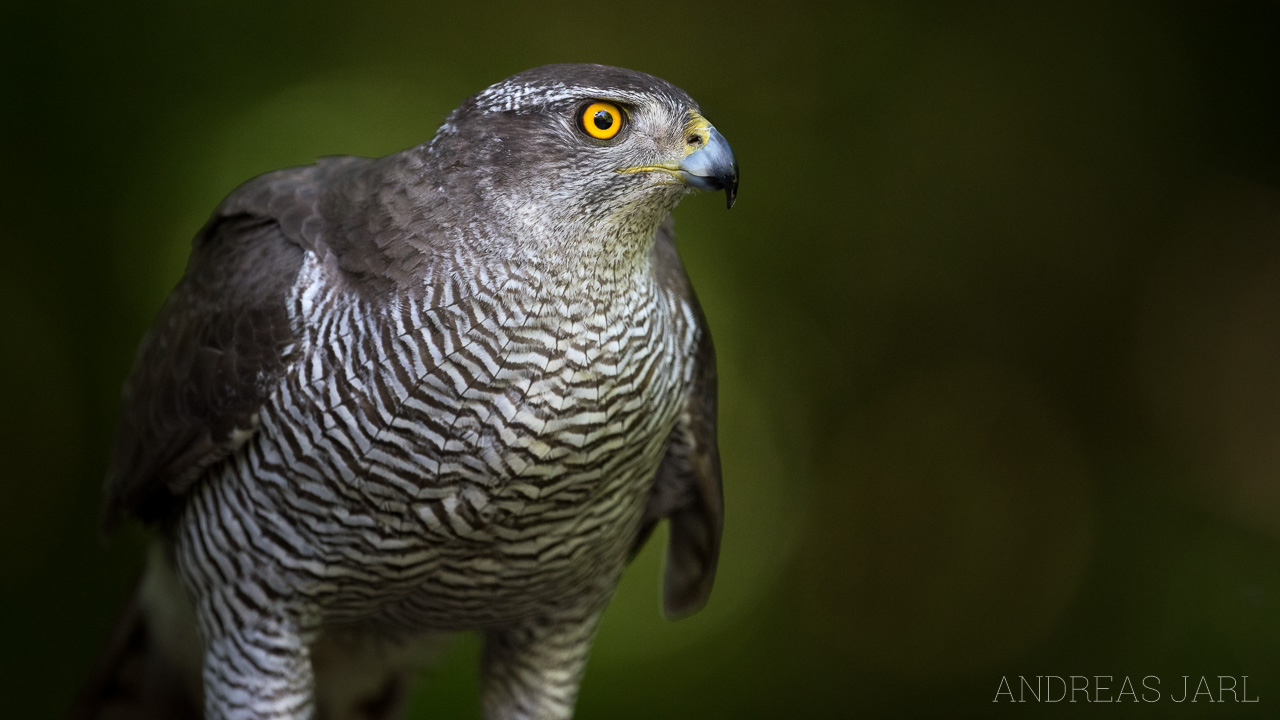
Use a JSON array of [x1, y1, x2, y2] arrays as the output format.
[[473, 82, 655, 114]]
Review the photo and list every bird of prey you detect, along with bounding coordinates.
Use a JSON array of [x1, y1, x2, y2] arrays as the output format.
[[77, 64, 737, 720]]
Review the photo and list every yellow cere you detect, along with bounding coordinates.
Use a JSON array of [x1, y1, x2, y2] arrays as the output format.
[[683, 111, 712, 157], [582, 101, 624, 140]]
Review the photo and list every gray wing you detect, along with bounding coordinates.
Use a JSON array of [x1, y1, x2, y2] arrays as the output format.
[[102, 159, 360, 527], [636, 217, 725, 620]]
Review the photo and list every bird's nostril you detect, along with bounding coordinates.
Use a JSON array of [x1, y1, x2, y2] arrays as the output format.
[[686, 135, 702, 147]]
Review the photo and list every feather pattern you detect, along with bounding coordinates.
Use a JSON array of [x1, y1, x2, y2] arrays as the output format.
[[94, 63, 726, 720]]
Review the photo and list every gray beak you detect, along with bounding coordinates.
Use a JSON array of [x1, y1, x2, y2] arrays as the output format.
[[678, 126, 739, 209]]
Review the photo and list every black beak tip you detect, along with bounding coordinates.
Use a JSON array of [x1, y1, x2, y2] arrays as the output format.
[[678, 126, 738, 209]]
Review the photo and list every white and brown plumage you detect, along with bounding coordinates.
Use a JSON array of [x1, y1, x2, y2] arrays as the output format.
[[80, 63, 736, 720]]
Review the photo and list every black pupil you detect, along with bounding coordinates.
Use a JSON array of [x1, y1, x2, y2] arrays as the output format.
[[593, 109, 614, 131]]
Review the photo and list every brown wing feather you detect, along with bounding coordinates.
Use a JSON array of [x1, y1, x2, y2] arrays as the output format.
[[103, 212, 306, 527], [637, 216, 725, 619], [103, 153, 423, 528]]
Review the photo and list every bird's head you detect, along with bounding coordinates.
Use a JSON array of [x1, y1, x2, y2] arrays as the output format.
[[426, 64, 737, 249]]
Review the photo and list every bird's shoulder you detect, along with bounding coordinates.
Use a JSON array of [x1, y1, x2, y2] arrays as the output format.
[[104, 154, 387, 527], [220, 152, 465, 292]]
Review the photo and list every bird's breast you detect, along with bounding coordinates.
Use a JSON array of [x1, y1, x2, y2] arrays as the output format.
[[208, 252, 702, 626], [277, 253, 696, 545]]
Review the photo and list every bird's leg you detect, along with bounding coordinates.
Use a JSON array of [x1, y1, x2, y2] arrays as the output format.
[[481, 606, 605, 720], [200, 605, 318, 720]]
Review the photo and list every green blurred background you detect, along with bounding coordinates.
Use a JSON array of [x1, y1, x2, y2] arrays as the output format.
[[4, 1, 1280, 717]]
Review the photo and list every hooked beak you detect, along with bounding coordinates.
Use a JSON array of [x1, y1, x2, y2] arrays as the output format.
[[678, 113, 739, 209], [618, 111, 740, 209]]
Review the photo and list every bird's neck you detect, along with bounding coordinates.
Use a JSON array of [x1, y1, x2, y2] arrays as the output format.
[[477, 191, 674, 289], [515, 212, 665, 295]]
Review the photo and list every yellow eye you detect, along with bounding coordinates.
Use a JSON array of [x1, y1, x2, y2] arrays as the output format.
[[580, 101, 624, 140]]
